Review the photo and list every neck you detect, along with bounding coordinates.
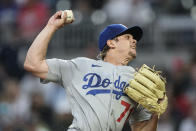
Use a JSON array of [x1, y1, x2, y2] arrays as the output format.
[[103, 53, 131, 66]]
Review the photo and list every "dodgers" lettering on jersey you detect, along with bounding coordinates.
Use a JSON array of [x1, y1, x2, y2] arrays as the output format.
[[82, 73, 129, 100]]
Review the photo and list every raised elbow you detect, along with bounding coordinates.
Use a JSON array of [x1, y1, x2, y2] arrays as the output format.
[[24, 60, 34, 72], [23, 57, 39, 72], [23, 59, 48, 79]]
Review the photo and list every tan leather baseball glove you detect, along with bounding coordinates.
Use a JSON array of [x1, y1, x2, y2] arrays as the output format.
[[124, 64, 168, 116]]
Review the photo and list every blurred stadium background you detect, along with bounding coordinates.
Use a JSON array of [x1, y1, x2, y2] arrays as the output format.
[[0, 0, 196, 131]]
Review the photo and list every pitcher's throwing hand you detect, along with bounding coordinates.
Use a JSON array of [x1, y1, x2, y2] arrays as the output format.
[[47, 10, 74, 30]]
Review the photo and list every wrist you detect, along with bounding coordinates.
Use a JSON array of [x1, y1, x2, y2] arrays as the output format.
[[45, 24, 58, 33]]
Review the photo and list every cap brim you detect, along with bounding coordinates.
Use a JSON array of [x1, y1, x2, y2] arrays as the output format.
[[117, 26, 143, 41]]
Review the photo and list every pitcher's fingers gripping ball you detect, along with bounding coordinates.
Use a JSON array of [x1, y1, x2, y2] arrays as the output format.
[[61, 10, 75, 23], [124, 64, 168, 116]]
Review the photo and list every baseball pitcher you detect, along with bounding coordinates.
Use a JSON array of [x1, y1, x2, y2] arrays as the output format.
[[24, 10, 167, 131]]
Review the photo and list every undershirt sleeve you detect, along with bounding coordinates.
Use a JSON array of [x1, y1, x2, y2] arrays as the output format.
[[129, 104, 152, 124]]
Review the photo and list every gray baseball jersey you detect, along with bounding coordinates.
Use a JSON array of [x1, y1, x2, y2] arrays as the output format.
[[41, 57, 151, 131]]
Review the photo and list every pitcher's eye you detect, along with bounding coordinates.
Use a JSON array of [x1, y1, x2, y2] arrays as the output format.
[[126, 35, 130, 40]]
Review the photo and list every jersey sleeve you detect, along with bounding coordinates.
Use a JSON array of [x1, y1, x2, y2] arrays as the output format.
[[41, 58, 75, 85], [129, 104, 152, 124]]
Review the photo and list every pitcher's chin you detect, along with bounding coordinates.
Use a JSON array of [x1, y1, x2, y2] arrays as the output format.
[[128, 51, 136, 60]]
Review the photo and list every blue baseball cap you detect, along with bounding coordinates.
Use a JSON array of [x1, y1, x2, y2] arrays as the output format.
[[98, 24, 143, 51]]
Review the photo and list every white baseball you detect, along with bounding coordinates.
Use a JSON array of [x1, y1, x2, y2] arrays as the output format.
[[61, 10, 74, 23]]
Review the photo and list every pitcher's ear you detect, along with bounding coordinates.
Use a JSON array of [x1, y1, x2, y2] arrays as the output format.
[[106, 40, 116, 49]]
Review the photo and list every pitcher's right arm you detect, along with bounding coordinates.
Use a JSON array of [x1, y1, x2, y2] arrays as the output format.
[[24, 10, 74, 79]]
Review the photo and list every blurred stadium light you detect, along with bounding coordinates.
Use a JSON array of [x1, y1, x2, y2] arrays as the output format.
[[191, 6, 196, 20], [181, 0, 194, 10], [56, 0, 71, 11]]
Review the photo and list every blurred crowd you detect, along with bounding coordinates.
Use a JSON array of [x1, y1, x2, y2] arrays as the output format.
[[0, 0, 196, 131]]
